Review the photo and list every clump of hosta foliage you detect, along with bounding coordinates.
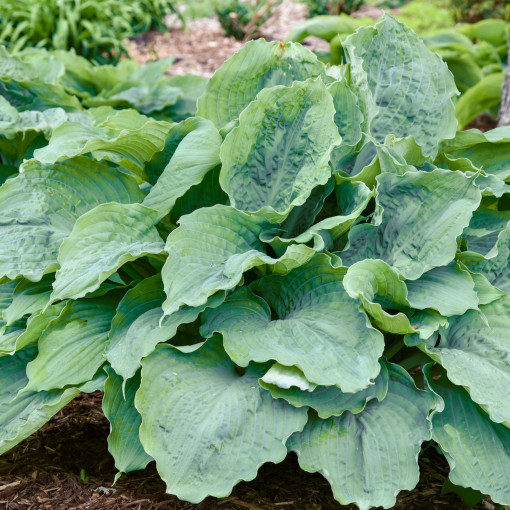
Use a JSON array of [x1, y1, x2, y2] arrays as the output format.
[[0, 46, 206, 171], [1, 15, 510, 510], [0, 0, 183, 63], [286, 15, 509, 128]]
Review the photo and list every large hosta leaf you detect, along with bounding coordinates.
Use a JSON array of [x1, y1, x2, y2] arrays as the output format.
[[196, 39, 325, 128], [288, 363, 435, 510], [161, 204, 315, 316], [24, 296, 118, 391], [33, 109, 170, 171], [260, 361, 389, 419], [427, 369, 510, 506], [102, 367, 151, 480], [426, 296, 510, 427], [405, 263, 479, 316], [219, 79, 340, 221], [50, 203, 164, 302], [344, 15, 457, 157], [202, 255, 384, 392], [142, 117, 222, 220], [106, 275, 225, 381], [135, 337, 308, 503], [341, 169, 481, 279], [0, 158, 143, 281], [0, 347, 105, 455]]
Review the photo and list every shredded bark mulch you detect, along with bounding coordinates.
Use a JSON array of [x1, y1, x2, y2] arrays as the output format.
[[127, 1, 329, 77], [465, 113, 498, 132], [0, 391, 495, 510]]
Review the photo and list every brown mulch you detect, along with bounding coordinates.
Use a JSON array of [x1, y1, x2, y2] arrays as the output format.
[[127, 1, 328, 77], [465, 113, 498, 132], [127, 17, 245, 77], [0, 390, 493, 510]]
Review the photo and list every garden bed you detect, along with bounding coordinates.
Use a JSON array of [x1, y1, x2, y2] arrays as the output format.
[[0, 392, 482, 510]]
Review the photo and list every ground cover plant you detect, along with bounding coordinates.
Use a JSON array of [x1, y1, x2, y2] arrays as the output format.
[[215, 0, 283, 40], [0, 14, 510, 510], [0, 0, 183, 63]]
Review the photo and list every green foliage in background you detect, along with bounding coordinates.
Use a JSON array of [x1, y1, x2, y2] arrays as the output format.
[[450, 0, 510, 23], [426, 19, 509, 128], [215, 1, 253, 39], [397, 0, 454, 36], [0, 45, 206, 167], [1, 15, 510, 509], [0, 0, 184, 63], [305, 0, 365, 17], [215, 0, 282, 40]]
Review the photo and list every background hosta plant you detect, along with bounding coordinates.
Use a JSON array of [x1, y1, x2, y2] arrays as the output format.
[[0, 0, 183, 63], [1, 14, 510, 510], [0, 45, 206, 171]]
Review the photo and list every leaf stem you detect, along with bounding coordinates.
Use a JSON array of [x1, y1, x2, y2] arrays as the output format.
[[384, 338, 405, 360]]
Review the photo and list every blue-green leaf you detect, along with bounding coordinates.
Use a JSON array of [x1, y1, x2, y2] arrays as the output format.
[[135, 337, 308, 503]]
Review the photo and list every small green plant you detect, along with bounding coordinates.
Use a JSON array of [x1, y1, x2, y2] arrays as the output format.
[[215, 0, 281, 40], [450, 0, 510, 23], [305, 0, 365, 17], [215, 1, 252, 39]]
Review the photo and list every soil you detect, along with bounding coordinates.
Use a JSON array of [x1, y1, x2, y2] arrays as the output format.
[[0, 391, 492, 510], [127, 1, 330, 77], [464, 113, 498, 132]]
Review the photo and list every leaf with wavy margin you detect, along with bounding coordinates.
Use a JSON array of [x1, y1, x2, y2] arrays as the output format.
[[219, 79, 340, 221], [0, 158, 143, 281], [196, 39, 326, 128], [201, 255, 384, 392], [288, 363, 435, 510], [135, 337, 308, 503], [426, 367, 510, 506], [51, 203, 164, 302]]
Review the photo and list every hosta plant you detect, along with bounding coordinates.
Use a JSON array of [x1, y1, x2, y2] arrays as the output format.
[[286, 13, 509, 127], [0, 45, 206, 170], [1, 15, 510, 510]]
